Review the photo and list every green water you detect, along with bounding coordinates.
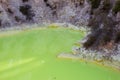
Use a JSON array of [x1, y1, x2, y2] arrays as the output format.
[[0, 28, 120, 80]]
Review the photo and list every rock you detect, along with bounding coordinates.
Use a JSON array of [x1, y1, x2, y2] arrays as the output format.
[[57, 53, 80, 60], [72, 46, 80, 54], [0, 0, 91, 27]]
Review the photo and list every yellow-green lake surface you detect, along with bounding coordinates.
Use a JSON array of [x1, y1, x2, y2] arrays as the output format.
[[0, 27, 120, 80]]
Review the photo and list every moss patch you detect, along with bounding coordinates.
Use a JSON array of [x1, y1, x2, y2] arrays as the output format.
[[89, 0, 101, 9], [113, 0, 120, 13]]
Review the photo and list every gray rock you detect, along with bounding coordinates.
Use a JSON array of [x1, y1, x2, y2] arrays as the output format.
[[0, 0, 91, 27]]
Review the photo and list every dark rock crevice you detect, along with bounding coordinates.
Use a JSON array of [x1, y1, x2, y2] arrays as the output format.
[[22, 0, 29, 3], [19, 4, 35, 21]]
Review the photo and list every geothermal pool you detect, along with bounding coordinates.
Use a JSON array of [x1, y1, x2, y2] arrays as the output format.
[[0, 27, 120, 80]]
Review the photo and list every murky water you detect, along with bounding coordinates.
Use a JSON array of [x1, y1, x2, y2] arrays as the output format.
[[0, 28, 120, 80]]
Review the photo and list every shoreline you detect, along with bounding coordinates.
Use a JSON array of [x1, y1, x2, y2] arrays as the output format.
[[57, 53, 120, 72]]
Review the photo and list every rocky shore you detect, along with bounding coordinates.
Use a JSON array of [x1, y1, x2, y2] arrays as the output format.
[[58, 43, 120, 71]]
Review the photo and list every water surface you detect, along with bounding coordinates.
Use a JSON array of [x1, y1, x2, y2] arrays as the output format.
[[0, 28, 120, 80]]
